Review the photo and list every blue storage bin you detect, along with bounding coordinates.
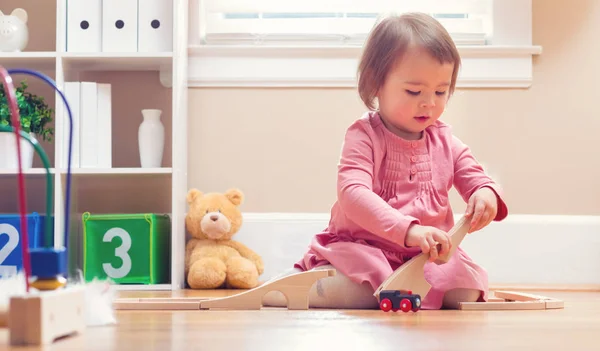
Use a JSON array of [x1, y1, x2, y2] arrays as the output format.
[[0, 212, 43, 277]]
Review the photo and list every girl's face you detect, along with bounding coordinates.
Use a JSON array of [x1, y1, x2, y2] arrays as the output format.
[[376, 46, 455, 140]]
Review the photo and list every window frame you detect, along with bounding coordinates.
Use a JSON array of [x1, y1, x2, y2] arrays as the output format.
[[187, 0, 542, 88]]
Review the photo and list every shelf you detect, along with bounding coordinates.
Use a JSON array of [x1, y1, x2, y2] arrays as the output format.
[[0, 51, 174, 71], [0, 168, 172, 175], [61, 52, 173, 72], [0, 0, 188, 291], [69, 167, 172, 175], [0, 168, 55, 175], [0, 52, 57, 71], [113, 284, 172, 291], [69, 174, 172, 214]]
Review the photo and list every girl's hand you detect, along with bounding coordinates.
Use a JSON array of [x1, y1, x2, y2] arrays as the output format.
[[405, 224, 452, 262], [466, 186, 498, 233]]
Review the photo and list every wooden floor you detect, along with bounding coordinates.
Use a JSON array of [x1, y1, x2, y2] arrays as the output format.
[[1, 288, 599, 350]]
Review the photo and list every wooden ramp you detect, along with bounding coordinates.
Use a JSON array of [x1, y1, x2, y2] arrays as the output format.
[[114, 269, 336, 311], [371, 215, 565, 312], [373, 216, 471, 300], [200, 269, 336, 310]]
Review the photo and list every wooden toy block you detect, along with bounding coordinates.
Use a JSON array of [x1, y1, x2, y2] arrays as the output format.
[[374, 216, 471, 300], [82, 212, 171, 285], [459, 290, 564, 310], [112, 269, 337, 311], [8, 286, 86, 346]]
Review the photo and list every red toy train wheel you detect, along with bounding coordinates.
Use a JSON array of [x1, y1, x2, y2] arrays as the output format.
[[379, 298, 392, 312], [400, 298, 412, 312]]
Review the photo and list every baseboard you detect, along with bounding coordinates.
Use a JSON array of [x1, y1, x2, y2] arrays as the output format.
[[236, 213, 600, 287]]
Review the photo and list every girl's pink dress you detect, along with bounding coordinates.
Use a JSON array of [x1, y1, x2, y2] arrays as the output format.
[[294, 112, 508, 310]]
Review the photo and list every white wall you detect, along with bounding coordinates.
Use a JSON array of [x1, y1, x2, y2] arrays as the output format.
[[186, 0, 600, 287]]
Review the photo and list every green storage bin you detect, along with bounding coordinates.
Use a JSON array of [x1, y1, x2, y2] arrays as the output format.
[[82, 212, 171, 284]]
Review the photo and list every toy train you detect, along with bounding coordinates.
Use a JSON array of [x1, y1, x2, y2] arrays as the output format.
[[378, 290, 421, 312]]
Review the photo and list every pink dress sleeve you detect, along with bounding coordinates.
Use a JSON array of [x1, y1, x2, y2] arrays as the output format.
[[451, 135, 508, 221], [336, 121, 419, 247]]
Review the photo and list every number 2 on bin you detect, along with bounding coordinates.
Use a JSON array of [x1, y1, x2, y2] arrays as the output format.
[[0, 224, 19, 275], [103, 227, 132, 279]]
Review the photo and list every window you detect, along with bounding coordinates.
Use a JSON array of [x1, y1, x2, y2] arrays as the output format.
[[199, 0, 492, 46], [188, 0, 542, 88]]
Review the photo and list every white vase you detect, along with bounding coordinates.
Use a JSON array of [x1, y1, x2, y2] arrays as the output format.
[[138, 109, 164, 168], [0, 131, 34, 169]]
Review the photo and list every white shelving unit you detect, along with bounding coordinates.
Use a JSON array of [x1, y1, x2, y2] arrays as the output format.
[[0, 0, 188, 291]]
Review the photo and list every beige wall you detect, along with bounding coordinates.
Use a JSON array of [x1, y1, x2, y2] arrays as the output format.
[[188, 0, 600, 216]]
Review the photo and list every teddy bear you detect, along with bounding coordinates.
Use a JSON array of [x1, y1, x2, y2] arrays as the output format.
[[185, 188, 264, 289]]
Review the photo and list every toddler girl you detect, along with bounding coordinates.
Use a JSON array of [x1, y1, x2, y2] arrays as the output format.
[[263, 12, 508, 310]]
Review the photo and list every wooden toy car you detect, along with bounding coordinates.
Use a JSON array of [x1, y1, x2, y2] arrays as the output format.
[[378, 289, 421, 312]]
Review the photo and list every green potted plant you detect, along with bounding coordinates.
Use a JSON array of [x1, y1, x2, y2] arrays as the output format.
[[0, 79, 54, 169]]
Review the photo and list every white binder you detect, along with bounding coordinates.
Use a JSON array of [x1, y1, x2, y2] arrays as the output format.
[[138, 0, 173, 52], [79, 82, 98, 168], [63, 82, 80, 168], [102, 0, 138, 52], [66, 0, 102, 52], [96, 84, 112, 168]]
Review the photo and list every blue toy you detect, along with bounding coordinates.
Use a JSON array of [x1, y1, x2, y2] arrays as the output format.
[[0, 66, 75, 291]]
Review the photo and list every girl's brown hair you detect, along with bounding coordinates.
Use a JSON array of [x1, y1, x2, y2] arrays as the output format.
[[357, 12, 461, 110]]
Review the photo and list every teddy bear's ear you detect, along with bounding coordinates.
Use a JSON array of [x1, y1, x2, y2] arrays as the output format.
[[225, 188, 244, 206], [186, 189, 203, 205]]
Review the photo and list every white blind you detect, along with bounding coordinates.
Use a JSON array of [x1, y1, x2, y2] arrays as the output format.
[[199, 0, 493, 46]]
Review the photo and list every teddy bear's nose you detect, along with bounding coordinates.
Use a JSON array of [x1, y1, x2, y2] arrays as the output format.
[[210, 215, 219, 221]]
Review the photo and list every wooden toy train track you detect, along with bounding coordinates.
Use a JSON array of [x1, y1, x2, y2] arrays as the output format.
[[373, 216, 472, 307], [373, 216, 564, 312], [112, 216, 564, 312], [460, 290, 564, 310], [114, 268, 337, 310]]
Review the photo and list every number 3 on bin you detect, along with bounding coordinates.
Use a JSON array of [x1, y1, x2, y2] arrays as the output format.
[[103, 227, 132, 279]]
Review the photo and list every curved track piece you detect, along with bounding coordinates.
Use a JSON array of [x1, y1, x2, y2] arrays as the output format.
[[374, 216, 471, 300], [199, 269, 337, 310], [374, 254, 432, 301], [434, 216, 471, 264]]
